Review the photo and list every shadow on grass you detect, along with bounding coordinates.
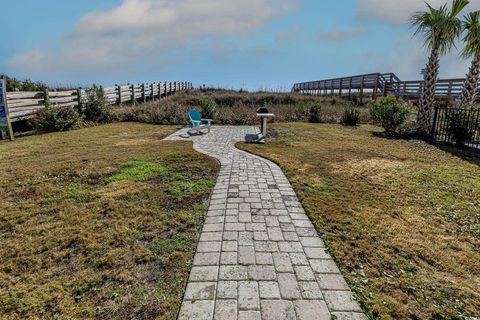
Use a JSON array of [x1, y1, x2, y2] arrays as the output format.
[[372, 131, 414, 141], [373, 131, 480, 166], [433, 144, 480, 167]]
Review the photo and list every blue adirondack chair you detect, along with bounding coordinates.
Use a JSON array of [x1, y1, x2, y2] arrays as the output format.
[[188, 109, 212, 134]]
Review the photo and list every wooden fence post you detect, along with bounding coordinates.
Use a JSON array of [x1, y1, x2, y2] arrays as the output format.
[[339, 79, 343, 97], [348, 77, 352, 98], [99, 85, 105, 103], [44, 88, 50, 105], [447, 81, 453, 101], [383, 79, 388, 96], [0, 77, 14, 141], [131, 84, 136, 106], [151, 83, 155, 101], [117, 84, 123, 105], [141, 83, 146, 103], [77, 88, 83, 110], [360, 75, 365, 103]]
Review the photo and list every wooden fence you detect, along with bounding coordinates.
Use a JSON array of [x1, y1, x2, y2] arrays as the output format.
[[6, 81, 193, 122], [292, 72, 478, 103]]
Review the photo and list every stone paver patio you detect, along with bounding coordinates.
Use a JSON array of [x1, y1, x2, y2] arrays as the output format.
[[165, 126, 365, 320]]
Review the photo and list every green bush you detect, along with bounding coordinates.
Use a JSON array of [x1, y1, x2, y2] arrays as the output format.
[[309, 104, 322, 123], [33, 104, 81, 133], [201, 98, 218, 120], [341, 108, 360, 126], [83, 85, 111, 123], [368, 96, 410, 134], [445, 110, 476, 146], [3, 74, 47, 92]]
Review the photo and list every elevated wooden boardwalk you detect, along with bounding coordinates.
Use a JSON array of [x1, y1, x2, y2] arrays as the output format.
[[292, 72, 478, 102]]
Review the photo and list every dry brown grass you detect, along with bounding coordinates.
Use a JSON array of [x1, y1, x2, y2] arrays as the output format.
[[0, 123, 220, 319], [238, 123, 480, 320]]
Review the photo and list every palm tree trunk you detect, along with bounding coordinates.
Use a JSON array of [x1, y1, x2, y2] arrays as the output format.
[[416, 48, 440, 137], [457, 54, 480, 109]]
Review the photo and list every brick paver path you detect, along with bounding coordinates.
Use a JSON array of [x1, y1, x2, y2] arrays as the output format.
[[165, 126, 365, 320]]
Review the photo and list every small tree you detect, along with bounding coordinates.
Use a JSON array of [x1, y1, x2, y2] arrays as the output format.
[[84, 85, 110, 123], [411, 0, 469, 136], [457, 11, 480, 109], [33, 103, 82, 133], [341, 108, 360, 126], [309, 104, 322, 123], [368, 96, 411, 134], [201, 98, 218, 120]]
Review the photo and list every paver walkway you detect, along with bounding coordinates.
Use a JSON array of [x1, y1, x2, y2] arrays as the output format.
[[165, 126, 365, 320]]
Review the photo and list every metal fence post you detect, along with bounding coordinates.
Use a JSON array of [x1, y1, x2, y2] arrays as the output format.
[[431, 106, 439, 143]]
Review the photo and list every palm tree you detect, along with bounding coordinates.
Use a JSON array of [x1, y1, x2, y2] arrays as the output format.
[[457, 11, 480, 109], [411, 0, 469, 136]]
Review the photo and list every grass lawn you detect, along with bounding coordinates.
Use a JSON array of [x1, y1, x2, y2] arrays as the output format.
[[0, 123, 220, 319], [238, 123, 480, 319]]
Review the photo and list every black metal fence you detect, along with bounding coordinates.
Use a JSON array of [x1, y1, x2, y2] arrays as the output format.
[[431, 107, 480, 152]]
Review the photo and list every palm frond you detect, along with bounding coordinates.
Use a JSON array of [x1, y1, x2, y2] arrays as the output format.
[[461, 11, 480, 58], [410, 0, 469, 54]]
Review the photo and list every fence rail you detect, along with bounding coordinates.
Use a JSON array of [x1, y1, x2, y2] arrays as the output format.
[[292, 72, 479, 103], [431, 107, 480, 152], [6, 81, 193, 122]]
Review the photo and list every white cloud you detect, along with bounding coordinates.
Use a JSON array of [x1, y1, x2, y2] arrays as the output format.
[[8, 0, 297, 79], [319, 27, 366, 42], [74, 0, 295, 37], [357, 0, 480, 25]]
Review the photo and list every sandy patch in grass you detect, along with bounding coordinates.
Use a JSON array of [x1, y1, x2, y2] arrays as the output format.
[[333, 158, 406, 184]]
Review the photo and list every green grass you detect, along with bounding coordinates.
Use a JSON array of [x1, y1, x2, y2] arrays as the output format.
[[151, 233, 196, 255], [0, 123, 220, 320], [168, 180, 216, 198], [238, 123, 480, 320], [108, 158, 167, 182]]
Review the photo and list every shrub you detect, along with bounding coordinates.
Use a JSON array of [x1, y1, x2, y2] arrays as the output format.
[[309, 104, 322, 123], [445, 110, 476, 146], [33, 104, 81, 133], [3, 74, 47, 92], [201, 98, 218, 120], [341, 108, 360, 126], [83, 85, 111, 123], [368, 96, 410, 134]]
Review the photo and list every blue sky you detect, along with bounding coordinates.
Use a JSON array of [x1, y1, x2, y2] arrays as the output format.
[[1, 0, 477, 90]]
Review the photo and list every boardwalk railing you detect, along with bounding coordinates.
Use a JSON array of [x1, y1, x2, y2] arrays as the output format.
[[6, 81, 193, 122], [431, 107, 480, 152], [292, 72, 478, 103]]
